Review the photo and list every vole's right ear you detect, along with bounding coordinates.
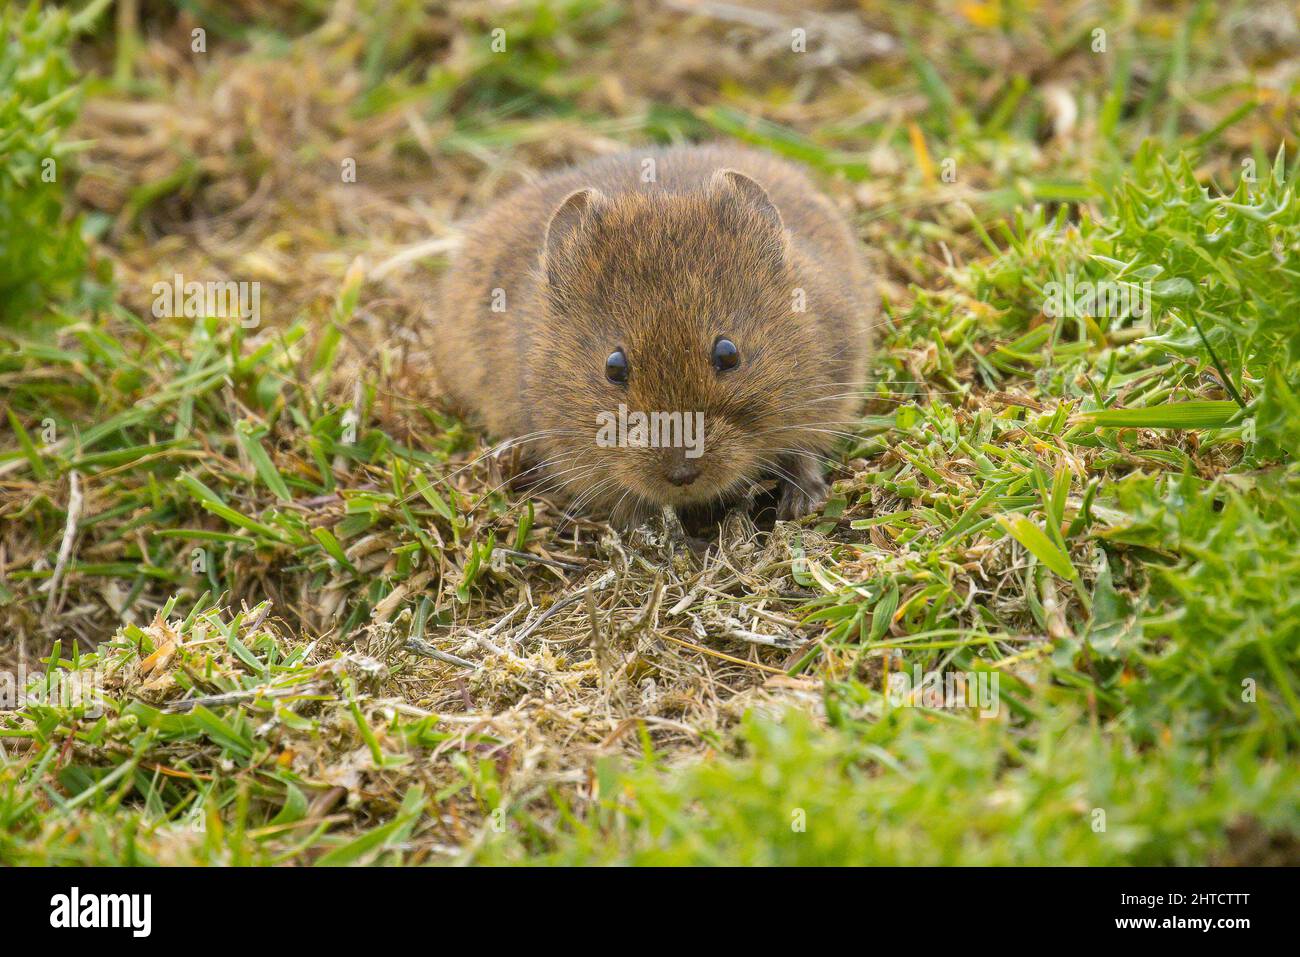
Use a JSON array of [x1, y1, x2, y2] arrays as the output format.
[[543, 188, 605, 281]]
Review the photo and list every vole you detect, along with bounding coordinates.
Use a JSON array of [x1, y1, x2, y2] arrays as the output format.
[[434, 143, 874, 525]]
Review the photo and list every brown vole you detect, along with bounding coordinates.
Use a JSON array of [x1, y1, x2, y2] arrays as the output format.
[[434, 143, 874, 525]]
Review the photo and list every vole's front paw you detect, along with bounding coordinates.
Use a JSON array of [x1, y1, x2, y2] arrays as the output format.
[[776, 472, 829, 521], [609, 497, 659, 532]]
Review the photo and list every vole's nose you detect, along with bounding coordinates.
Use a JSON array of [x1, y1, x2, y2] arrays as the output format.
[[666, 462, 701, 487]]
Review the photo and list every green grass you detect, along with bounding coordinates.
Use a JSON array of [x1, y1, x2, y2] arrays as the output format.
[[0, 0, 108, 324], [478, 708, 1298, 866], [0, 0, 1297, 865]]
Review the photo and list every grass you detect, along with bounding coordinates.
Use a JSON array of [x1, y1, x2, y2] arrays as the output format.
[[0, 0, 1297, 865]]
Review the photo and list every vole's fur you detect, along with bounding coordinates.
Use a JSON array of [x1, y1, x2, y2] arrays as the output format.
[[435, 143, 874, 524]]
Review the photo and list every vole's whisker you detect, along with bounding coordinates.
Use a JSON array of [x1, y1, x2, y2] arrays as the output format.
[[750, 425, 874, 442], [804, 379, 950, 388], [761, 459, 816, 501], [765, 449, 841, 476], [772, 389, 964, 413], [517, 460, 605, 501], [608, 485, 645, 527], [558, 475, 622, 528], [391, 429, 591, 508], [465, 450, 590, 506]]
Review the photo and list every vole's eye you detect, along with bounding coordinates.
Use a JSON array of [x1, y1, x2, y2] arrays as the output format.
[[712, 337, 739, 372], [605, 347, 629, 384]]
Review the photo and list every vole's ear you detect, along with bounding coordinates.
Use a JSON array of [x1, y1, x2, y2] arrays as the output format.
[[710, 168, 783, 233], [544, 188, 605, 280]]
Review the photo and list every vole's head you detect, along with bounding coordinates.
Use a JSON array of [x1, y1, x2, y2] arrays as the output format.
[[528, 168, 845, 518]]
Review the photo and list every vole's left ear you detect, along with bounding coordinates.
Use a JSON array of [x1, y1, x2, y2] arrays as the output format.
[[543, 187, 607, 287], [710, 168, 783, 233]]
